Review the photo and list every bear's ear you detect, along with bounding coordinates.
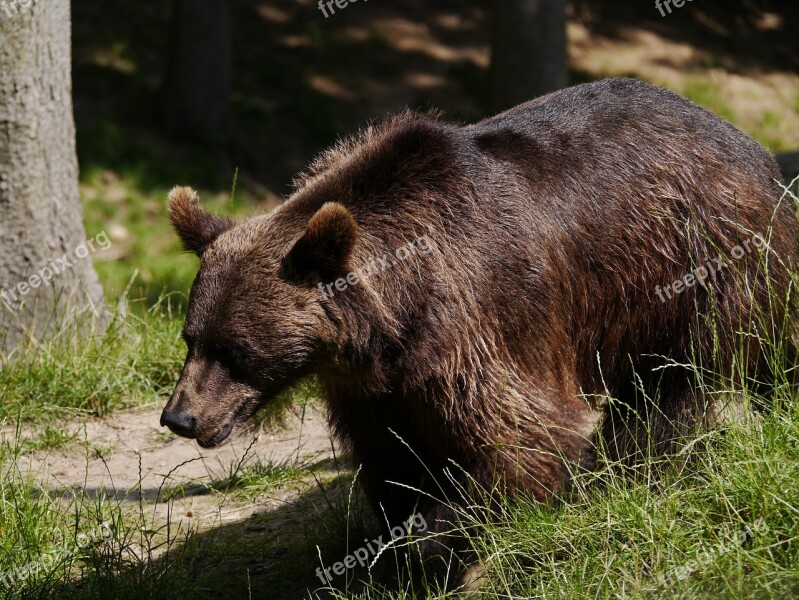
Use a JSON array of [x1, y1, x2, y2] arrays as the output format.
[[168, 186, 233, 256], [283, 202, 358, 283]]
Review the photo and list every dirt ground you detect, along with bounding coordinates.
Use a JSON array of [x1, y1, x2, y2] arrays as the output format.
[[10, 405, 339, 544]]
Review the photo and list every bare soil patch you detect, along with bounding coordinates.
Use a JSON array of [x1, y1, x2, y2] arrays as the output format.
[[10, 404, 340, 536]]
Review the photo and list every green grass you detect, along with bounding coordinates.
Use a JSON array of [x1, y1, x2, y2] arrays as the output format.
[[681, 78, 738, 126], [461, 405, 799, 599], [678, 78, 799, 153], [199, 457, 309, 501], [77, 121, 267, 306], [0, 297, 185, 427]]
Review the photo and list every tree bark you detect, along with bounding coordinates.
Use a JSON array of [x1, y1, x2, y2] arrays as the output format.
[[0, 0, 105, 355], [490, 0, 568, 113], [160, 0, 234, 146]]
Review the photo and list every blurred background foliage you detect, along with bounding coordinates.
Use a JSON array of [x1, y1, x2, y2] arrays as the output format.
[[72, 0, 799, 306]]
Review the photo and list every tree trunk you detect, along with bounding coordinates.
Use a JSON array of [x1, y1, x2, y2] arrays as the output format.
[[160, 0, 234, 146], [777, 151, 799, 194], [0, 0, 105, 355], [490, 0, 568, 113]]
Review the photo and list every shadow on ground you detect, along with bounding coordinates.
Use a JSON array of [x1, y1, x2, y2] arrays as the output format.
[[53, 467, 399, 600]]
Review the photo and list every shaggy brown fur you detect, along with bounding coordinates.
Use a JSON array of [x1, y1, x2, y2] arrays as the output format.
[[161, 78, 798, 586]]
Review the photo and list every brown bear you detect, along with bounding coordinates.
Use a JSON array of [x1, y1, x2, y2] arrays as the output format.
[[160, 78, 797, 586]]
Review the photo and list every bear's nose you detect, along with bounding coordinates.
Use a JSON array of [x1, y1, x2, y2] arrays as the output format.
[[160, 408, 197, 438]]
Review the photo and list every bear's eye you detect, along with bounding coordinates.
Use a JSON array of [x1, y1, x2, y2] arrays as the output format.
[[211, 342, 243, 368], [210, 343, 252, 381], [213, 344, 233, 362]]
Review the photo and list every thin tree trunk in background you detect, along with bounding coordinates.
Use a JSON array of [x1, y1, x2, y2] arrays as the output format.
[[490, 0, 568, 113], [777, 151, 799, 194], [0, 0, 105, 355], [161, 0, 234, 146]]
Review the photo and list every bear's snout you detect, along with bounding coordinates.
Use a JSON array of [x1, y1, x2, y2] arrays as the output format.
[[160, 405, 197, 438], [161, 356, 259, 447], [161, 386, 201, 439]]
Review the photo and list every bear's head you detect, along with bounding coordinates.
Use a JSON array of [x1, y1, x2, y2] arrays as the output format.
[[159, 187, 358, 447]]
